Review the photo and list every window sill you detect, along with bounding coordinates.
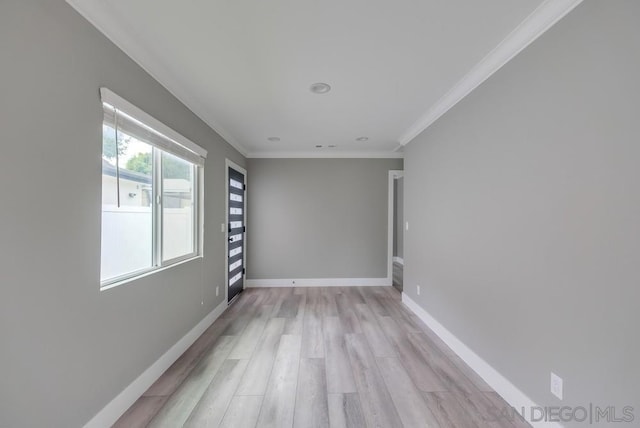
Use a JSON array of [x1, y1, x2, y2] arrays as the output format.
[[100, 254, 203, 291]]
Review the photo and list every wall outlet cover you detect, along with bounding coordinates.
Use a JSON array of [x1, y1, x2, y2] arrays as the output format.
[[550, 372, 563, 400]]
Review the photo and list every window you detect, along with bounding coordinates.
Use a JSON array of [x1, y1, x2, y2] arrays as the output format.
[[100, 88, 206, 288]]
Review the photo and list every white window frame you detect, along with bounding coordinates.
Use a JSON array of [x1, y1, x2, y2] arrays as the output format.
[[100, 88, 207, 289]]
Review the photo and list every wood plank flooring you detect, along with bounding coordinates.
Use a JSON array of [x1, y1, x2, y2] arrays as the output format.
[[114, 286, 530, 428]]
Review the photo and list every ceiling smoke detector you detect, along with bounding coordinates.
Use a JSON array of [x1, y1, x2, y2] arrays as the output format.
[[267, 137, 280, 142], [355, 136, 369, 142], [310, 82, 331, 94]]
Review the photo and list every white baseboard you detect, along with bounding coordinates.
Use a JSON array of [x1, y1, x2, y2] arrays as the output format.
[[401, 293, 562, 428], [393, 257, 404, 265], [83, 300, 228, 428], [246, 277, 391, 287]]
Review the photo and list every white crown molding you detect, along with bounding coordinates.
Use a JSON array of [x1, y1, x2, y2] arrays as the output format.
[[398, 0, 584, 146], [246, 150, 404, 159], [66, 0, 249, 157], [246, 278, 391, 287], [83, 300, 228, 428], [401, 293, 562, 428]]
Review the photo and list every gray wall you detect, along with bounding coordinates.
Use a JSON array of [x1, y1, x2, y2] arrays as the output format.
[[394, 177, 404, 259], [404, 1, 639, 425], [247, 158, 403, 279], [0, 1, 245, 427]]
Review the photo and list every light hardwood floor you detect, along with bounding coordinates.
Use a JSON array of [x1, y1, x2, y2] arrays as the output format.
[[114, 286, 531, 428]]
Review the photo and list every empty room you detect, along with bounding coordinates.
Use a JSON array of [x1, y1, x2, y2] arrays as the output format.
[[1, 1, 638, 427]]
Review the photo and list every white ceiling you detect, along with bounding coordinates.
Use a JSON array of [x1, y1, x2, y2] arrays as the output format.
[[67, 0, 580, 158]]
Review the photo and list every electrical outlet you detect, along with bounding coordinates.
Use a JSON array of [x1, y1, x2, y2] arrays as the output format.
[[417, 285, 421, 295], [216, 286, 219, 297], [405, 221, 409, 231], [221, 223, 225, 233], [550, 372, 563, 400]]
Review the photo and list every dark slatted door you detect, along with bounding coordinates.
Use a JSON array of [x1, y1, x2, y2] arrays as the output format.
[[227, 167, 245, 303]]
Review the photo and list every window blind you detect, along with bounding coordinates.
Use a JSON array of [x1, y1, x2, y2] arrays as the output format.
[[100, 88, 206, 167]]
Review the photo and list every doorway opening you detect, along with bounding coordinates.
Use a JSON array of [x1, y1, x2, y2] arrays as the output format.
[[387, 171, 404, 291]]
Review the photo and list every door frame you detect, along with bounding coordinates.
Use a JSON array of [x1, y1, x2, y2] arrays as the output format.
[[387, 170, 404, 286], [225, 159, 247, 304]]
